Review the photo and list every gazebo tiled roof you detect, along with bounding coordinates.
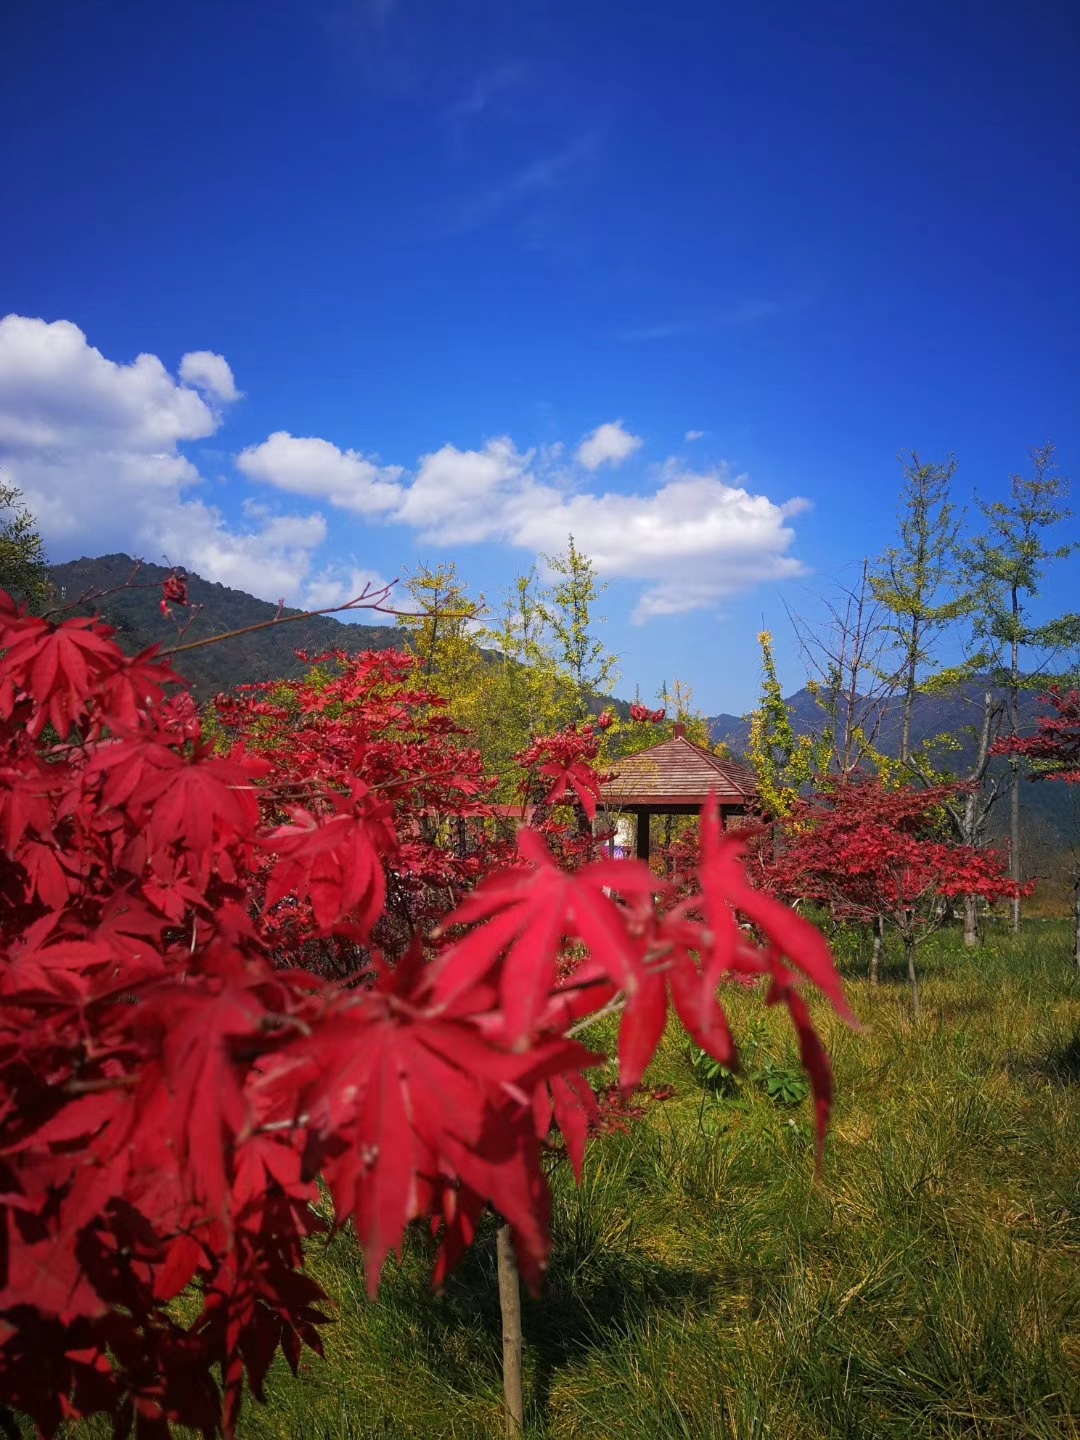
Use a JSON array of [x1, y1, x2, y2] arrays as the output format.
[[601, 731, 758, 810]]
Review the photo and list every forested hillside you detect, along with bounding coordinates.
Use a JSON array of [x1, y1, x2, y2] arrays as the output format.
[[48, 554, 404, 699]]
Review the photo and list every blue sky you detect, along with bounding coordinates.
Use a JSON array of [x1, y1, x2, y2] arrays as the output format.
[[2, 0, 1078, 713]]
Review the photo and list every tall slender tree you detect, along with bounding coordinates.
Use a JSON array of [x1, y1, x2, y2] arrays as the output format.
[[540, 535, 619, 718], [959, 445, 1077, 931], [472, 570, 570, 791], [747, 630, 828, 818], [788, 561, 894, 778], [871, 453, 967, 764]]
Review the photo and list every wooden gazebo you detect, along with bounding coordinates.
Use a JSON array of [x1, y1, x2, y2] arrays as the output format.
[[599, 723, 759, 860]]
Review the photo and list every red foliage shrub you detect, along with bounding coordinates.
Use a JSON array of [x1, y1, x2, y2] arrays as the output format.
[[0, 592, 848, 1436], [767, 775, 1027, 947]]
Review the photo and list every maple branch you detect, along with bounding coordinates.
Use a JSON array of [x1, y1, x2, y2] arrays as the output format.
[[42, 558, 150, 619], [256, 1113, 312, 1136], [257, 1012, 314, 1039], [65, 1074, 139, 1095], [162, 600, 206, 645], [566, 992, 627, 1037], [562, 940, 679, 1038], [161, 581, 403, 655], [160, 584, 486, 659]]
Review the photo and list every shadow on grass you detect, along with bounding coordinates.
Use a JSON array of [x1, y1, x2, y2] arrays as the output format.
[[377, 1216, 718, 1432], [1036, 1029, 1080, 1087], [524, 1249, 717, 1426]]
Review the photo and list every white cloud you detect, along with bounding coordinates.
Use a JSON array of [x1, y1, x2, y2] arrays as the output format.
[[395, 437, 534, 542], [0, 315, 326, 604], [0, 315, 217, 453], [156, 508, 329, 601], [179, 350, 242, 404], [508, 464, 808, 619], [575, 420, 643, 472], [300, 565, 395, 623], [237, 432, 404, 515], [449, 135, 598, 234], [685, 429, 704, 442], [237, 422, 805, 618], [1, 314, 808, 623]]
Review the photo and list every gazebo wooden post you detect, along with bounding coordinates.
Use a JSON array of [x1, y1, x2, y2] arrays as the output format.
[[635, 809, 651, 862]]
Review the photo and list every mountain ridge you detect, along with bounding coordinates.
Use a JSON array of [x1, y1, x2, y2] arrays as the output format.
[[46, 553, 635, 718], [48, 554, 405, 700]]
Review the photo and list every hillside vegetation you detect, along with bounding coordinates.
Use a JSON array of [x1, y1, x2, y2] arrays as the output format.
[[48, 555, 403, 700]]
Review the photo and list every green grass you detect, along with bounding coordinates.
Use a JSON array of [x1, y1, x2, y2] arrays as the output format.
[[71, 924, 1080, 1439]]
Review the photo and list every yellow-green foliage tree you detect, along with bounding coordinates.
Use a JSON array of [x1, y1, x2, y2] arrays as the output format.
[[540, 534, 619, 719], [747, 631, 828, 818], [394, 553, 620, 800], [870, 452, 967, 766], [470, 570, 576, 796], [396, 562, 485, 693], [0, 482, 50, 611]]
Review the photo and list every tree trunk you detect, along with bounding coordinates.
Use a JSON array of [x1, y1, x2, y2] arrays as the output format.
[[1010, 757, 1022, 933], [954, 690, 1002, 948], [1009, 608, 1022, 934], [962, 893, 980, 948], [870, 915, 883, 984], [905, 936, 920, 1020], [900, 643, 918, 767], [497, 1224, 524, 1438]]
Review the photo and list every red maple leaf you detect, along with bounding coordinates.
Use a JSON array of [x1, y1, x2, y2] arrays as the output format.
[[0, 612, 124, 739], [426, 829, 653, 1046], [260, 789, 394, 936]]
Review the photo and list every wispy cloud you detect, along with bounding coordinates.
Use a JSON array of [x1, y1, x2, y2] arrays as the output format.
[[618, 294, 810, 343], [447, 133, 599, 234], [728, 299, 789, 324], [442, 64, 525, 130], [618, 320, 697, 343], [322, 0, 423, 95]]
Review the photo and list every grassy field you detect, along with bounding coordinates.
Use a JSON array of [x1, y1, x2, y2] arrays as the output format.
[[218, 921, 1080, 1440]]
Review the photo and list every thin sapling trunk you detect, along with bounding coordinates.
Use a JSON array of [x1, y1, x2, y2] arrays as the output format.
[[904, 934, 921, 1020], [497, 1223, 525, 1438], [870, 914, 883, 984]]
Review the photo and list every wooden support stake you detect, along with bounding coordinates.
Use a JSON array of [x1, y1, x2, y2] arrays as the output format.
[[497, 1223, 524, 1437]]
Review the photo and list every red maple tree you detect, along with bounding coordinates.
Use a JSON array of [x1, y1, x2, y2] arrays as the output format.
[[0, 587, 850, 1436], [768, 776, 1024, 1015], [994, 686, 1080, 968], [993, 686, 1080, 783]]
